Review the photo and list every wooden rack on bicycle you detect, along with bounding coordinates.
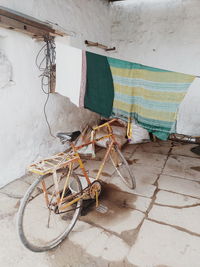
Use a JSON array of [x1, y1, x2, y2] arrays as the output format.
[[28, 152, 79, 175]]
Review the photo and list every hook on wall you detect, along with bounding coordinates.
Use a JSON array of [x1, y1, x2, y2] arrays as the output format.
[[85, 40, 116, 51]]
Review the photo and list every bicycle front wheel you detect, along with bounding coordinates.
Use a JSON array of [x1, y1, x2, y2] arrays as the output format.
[[110, 145, 136, 189], [18, 171, 82, 252]]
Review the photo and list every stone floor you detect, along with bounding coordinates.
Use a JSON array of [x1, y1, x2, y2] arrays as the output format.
[[1, 141, 200, 267]]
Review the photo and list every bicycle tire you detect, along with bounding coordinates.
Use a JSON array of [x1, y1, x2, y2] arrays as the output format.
[[110, 145, 136, 189], [17, 172, 82, 252]]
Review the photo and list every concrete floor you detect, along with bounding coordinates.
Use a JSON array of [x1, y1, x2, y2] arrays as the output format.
[[1, 141, 200, 267]]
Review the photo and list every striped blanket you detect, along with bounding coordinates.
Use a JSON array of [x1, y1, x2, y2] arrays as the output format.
[[108, 58, 195, 140]]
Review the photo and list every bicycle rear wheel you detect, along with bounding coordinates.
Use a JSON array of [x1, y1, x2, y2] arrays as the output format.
[[18, 171, 82, 252], [110, 145, 136, 189]]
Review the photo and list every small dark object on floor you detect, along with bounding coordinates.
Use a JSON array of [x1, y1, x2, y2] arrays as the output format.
[[80, 199, 96, 216], [191, 145, 200, 156]]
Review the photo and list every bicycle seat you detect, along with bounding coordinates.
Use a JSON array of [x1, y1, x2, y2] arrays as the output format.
[[57, 131, 81, 142]]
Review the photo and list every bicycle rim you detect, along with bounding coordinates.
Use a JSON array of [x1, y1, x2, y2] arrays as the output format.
[[17, 172, 82, 252], [110, 145, 136, 189]]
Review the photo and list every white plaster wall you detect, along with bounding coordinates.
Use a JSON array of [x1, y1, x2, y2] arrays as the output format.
[[110, 0, 200, 136], [0, 0, 111, 52], [0, 28, 99, 187], [110, 0, 200, 75], [0, 2, 111, 188], [0, 49, 12, 88]]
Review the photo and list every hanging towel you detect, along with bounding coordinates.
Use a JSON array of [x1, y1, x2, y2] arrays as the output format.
[[79, 51, 87, 107], [108, 57, 195, 140], [84, 52, 114, 118]]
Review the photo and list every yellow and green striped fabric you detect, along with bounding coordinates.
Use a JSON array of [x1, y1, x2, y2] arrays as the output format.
[[108, 57, 195, 140]]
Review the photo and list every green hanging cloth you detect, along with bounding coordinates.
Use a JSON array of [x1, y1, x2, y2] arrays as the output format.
[[84, 52, 114, 118]]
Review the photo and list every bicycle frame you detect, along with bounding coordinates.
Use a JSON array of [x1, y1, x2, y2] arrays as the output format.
[[56, 119, 119, 210], [28, 119, 119, 212]]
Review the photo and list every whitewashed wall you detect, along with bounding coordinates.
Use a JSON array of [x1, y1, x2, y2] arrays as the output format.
[[1, 0, 200, 187], [0, 0, 111, 51], [0, 0, 111, 187], [110, 0, 200, 136], [0, 28, 99, 187]]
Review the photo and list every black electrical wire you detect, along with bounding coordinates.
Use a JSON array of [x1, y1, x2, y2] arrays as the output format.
[[35, 35, 56, 138]]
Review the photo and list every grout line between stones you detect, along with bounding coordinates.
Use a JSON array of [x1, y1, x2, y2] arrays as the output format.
[[147, 218, 200, 238], [157, 188, 200, 200], [151, 202, 200, 210], [144, 142, 174, 218], [161, 172, 200, 184], [79, 218, 132, 246]]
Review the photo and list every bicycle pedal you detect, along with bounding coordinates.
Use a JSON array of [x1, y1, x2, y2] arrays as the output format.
[[96, 204, 108, 214]]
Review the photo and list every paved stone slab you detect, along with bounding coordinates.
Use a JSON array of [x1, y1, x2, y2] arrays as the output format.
[[0, 216, 50, 267], [130, 194, 151, 212], [163, 155, 200, 182], [81, 182, 146, 235], [155, 190, 200, 207], [109, 173, 156, 198], [101, 235, 130, 262], [0, 179, 30, 198], [83, 207, 144, 235], [149, 204, 200, 235], [111, 153, 160, 198], [158, 174, 200, 199], [86, 231, 110, 257], [128, 219, 200, 267], [129, 151, 167, 170], [171, 143, 200, 158], [72, 220, 92, 232], [131, 165, 159, 184], [105, 209, 144, 234], [101, 182, 151, 212], [69, 225, 102, 248], [69, 222, 129, 262], [135, 140, 172, 155], [0, 193, 19, 217], [21, 172, 38, 185], [121, 144, 138, 155]]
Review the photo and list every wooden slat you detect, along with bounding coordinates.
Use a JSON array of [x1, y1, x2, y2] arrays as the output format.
[[0, 7, 55, 33], [0, 15, 48, 37], [0, 7, 65, 39]]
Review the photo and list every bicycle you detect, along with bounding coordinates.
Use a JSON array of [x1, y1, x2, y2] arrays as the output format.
[[17, 119, 136, 252]]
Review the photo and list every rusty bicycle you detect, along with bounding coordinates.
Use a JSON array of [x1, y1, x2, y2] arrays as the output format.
[[17, 119, 136, 252]]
